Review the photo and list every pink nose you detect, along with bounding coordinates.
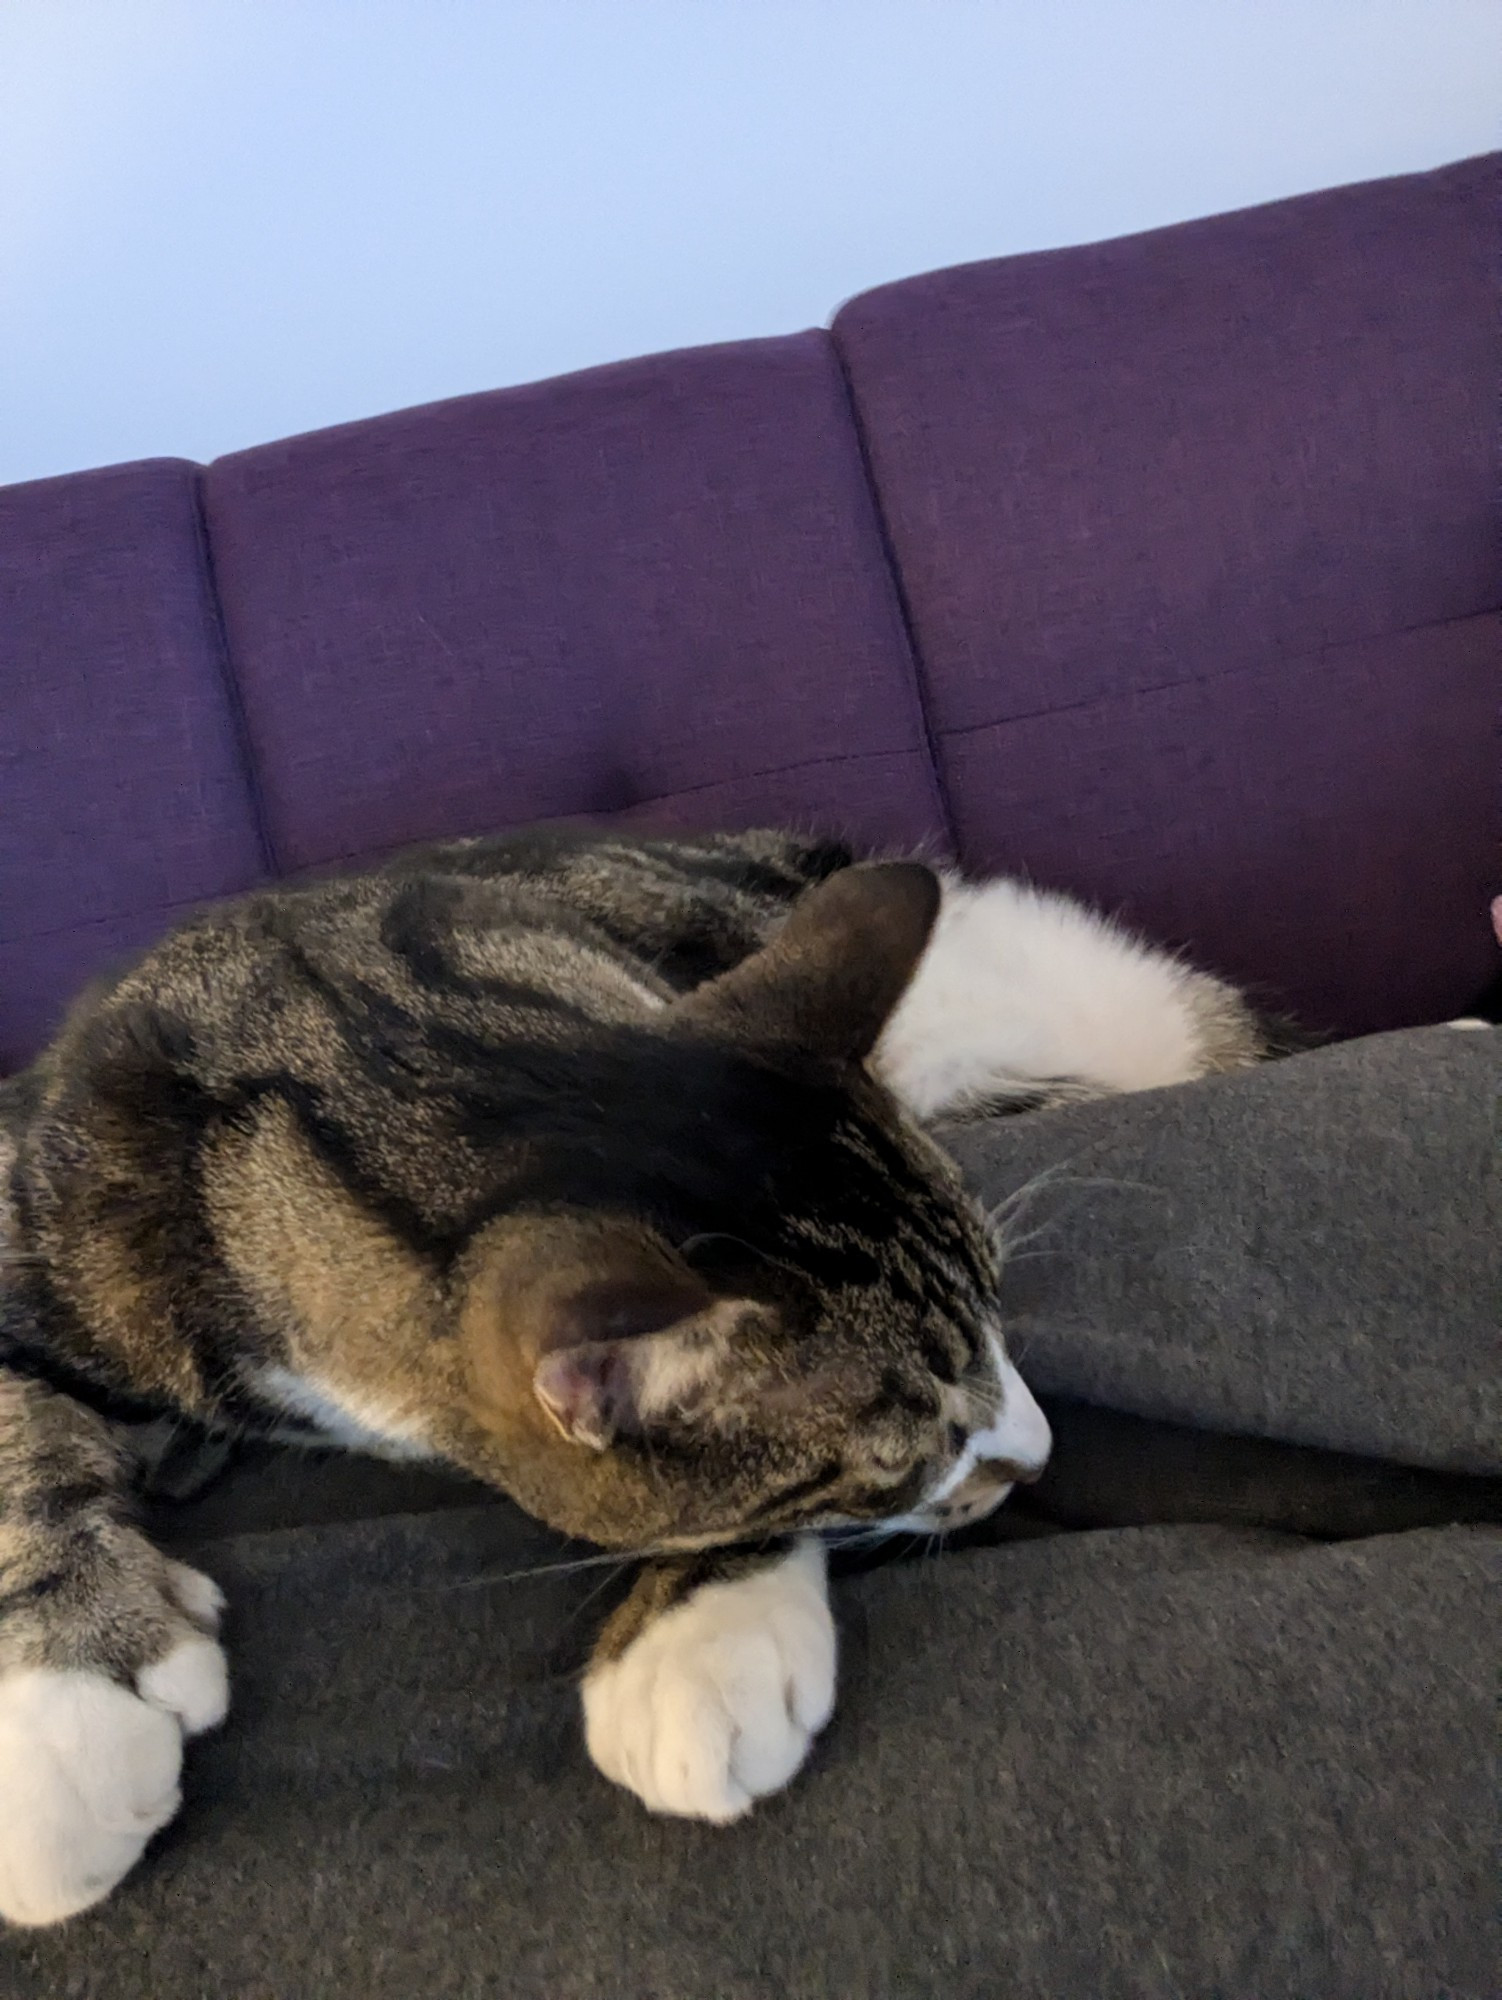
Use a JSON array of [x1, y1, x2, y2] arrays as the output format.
[[927, 1461, 1035, 1526], [999, 1457, 1046, 1486], [962, 1457, 1043, 1495]]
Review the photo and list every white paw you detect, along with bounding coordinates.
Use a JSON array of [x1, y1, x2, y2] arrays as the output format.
[[583, 1539, 835, 1823], [164, 1559, 226, 1636], [0, 1573, 229, 1927]]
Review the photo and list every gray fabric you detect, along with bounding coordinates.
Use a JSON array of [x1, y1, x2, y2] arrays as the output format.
[[2, 1509, 1492, 2000], [137, 1393, 1501, 1573], [5, 1025, 1494, 1995], [942, 1027, 1501, 1475], [1016, 1398, 1502, 1539]]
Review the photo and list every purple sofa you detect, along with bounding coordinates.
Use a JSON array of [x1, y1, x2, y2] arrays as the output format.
[[1, 157, 1497, 1997], [2, 154, 1496, 1072]]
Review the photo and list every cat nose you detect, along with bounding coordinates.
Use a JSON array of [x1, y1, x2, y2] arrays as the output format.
[[927, 1460, 1021, 1525], [975, 1349, 1053, 1480], [979, 1455, 1045, 1486]]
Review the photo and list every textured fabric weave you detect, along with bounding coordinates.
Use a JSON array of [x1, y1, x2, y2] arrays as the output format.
[[943, 1025, 1502, 1474], [200, 333, 946, 876], [1, 1512, 1490, 2000], [835, 155, 1501, 1035], [0, 462, 267, 1067]]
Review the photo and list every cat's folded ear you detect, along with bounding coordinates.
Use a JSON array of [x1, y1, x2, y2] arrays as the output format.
[[459, 1216, 781, 1451], [674, 861, 940, 1063], [533, 1292, 760, 1451]]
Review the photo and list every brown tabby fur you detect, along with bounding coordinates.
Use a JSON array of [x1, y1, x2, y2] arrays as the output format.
[[0, 830, 1057, 1693]]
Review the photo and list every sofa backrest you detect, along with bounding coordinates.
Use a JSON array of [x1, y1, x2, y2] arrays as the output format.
[[2, 334, 945, 1071], [197, 333, 944, 879], [2, 155, 1496, 1070], [0, 461, 269, 1066], [834, 151, 1499, 1039]]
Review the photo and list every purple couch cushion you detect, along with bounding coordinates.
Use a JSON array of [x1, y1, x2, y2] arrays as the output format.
[[0, 462, 268, 1069], [834, 155, 1501, 1037], [201, 333, 946, 877]]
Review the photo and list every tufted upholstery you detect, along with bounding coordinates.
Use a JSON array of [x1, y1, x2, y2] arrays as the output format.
[[198, 333, 946, 877], [834, 152, 1500, 1036]]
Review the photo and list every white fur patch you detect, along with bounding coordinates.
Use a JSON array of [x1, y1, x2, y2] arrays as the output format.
[[0, 1564, 230, 1928], [969, 1335, 1054, 1478], [0, 1635, 227, 1928], [257, 1365, 438, 1459], [583, 1537, 834, 1823], [0, 1670, 181, 1927], [632, 1323, 723, 1416], [166, 1560, 226, 1633], [137, 1637, 229, 1736], [875, 873, 1212, 1120]]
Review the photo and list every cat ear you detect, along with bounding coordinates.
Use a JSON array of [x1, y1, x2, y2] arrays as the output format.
[[676, 861, 940, 1063], [533, 1341, 636, 1451], [532, 1290, 753, 1451]]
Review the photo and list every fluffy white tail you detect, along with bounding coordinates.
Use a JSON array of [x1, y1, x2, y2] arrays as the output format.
[[874, 874, 1262, 1122]]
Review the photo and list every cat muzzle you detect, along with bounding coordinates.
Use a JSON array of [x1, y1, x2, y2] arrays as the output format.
[[920, 1458, 1042, 1528]]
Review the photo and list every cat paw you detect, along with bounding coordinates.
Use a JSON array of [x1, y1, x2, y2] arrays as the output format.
[[0, 1563, 228, 1927], [583, 1540, 835, 1823]]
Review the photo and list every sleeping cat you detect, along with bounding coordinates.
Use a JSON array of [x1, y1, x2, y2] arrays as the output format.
[[0, 827, 1271, 1925]]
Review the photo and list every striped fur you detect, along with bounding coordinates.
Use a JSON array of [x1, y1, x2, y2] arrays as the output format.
[[0, 825, 1272, 1914]]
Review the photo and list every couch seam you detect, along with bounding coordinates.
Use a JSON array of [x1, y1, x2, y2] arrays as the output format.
[[0, 746, 936, 948], [829, 337, 960, 858], [189, 470, 280, 878], [935, 604, 1502, 743], [0, 890, 237, 952], [287, 747, 932, 878]]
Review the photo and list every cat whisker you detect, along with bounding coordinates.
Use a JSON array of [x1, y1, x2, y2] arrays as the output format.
[[434, 1546, 661, 1592], [821, 1522, 904, 1552], [985, 1161, 1075, 1228], [990, 1216, 1064, 1259], [548, 1559, 641, 1640], [638, 1429, 667, 1502], [436, 1514, 809, 1593], [986, 1161, 1157, 1249]]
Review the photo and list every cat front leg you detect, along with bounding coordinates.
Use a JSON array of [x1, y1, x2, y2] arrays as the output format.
[[0, 1369, 228, 1927], [582, 1536, 834, 1822]]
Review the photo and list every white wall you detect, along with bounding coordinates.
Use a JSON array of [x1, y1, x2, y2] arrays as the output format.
[[3, 0, 1497, 485]]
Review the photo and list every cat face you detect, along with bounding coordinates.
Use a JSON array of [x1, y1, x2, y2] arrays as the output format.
[[458, 1204, 1051, 1551], [454, 865, 1052, 1548], [8, 851, 1050, 1551]]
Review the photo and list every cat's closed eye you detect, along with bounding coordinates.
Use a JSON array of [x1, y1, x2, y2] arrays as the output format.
[[869, 1434, 921, 1475]]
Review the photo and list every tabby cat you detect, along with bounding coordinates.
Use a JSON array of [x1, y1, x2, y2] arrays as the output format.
[[0, 828, 1269, 1925]]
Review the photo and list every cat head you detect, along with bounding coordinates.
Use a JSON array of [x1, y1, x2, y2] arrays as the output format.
[[454, 863, 1051, 1547]]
